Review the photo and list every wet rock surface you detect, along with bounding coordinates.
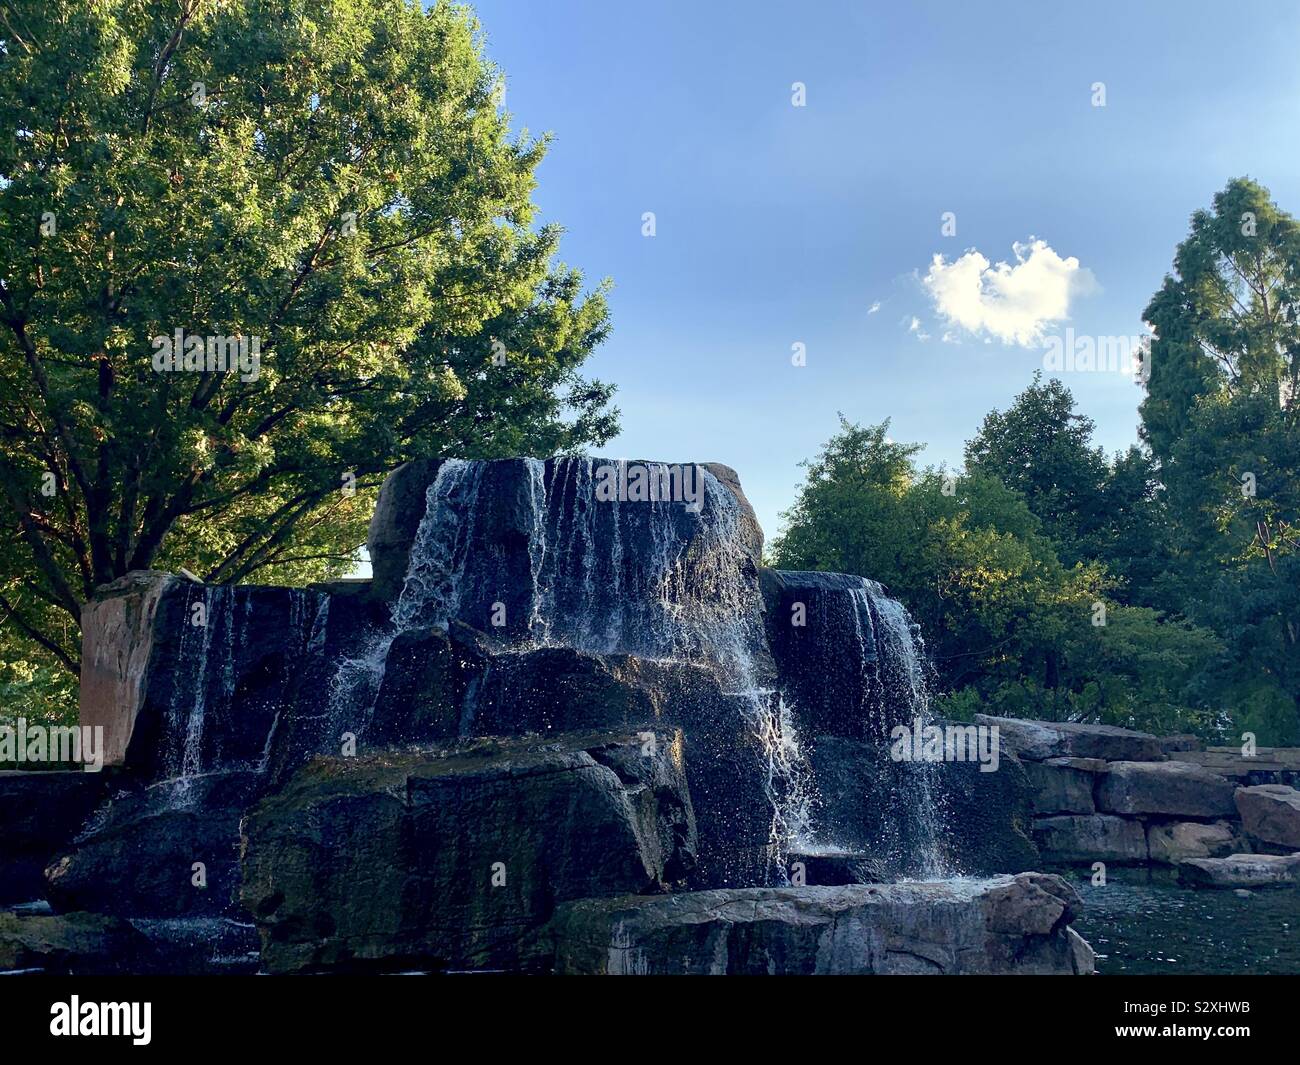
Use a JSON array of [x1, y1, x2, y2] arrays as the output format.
[[0, 911, 150, 975], [547, 873, 1093, 975], [812, 735, 1038, 877], [240, 731, 696, 973], [44, 771, 263, 919], [0, 771, 110, 905]]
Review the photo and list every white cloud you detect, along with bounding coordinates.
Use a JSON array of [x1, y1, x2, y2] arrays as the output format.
[[921, 239, 1097, 346], [907, 316, 930, 341], [868, 300, 881, 315]]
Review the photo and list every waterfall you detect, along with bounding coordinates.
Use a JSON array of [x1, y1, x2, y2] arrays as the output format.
[[851, 579, 949, 878], [164, 585, 230, 803], [160, 584, 322, 802], [327, 456, 816, 871], [325, 458, 485, 736]]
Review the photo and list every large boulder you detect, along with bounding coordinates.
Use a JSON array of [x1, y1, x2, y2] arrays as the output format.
[[45, 771, 262, 918], [366, 622, 484, 745], [547, 873, 1094, 975], [1096, 761, 1236, 819], [366, 456, 444, 601], [1023, 757, 1101, 815], [1033, 814, 1149, 863], [1178, 853, 1300, 889], [0, 911, 150, 975], [1146, 821, 1246, 865], [240, 731, 697, 973], [975, 715, 1163, 762], [762, 570, 921, 743], [0, 771, 109, 904], [78, 570, 179, 767], [366, 457, 764, 624], [1234, 784, 1300, 850]]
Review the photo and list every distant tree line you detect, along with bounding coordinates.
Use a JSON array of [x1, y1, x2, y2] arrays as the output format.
[[773, 178, 1300, 745]]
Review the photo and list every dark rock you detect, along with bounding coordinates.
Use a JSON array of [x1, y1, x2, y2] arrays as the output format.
[[367, 622, 484, 744], [763, 569, 925, 744], [240, 731, 697, 973], [0, 771, 110, 905], [1178, 853, 1300, 889], [1235, 784, 1300, 850], [811, 735, 1038, 877], [1033, 814, 1149, 863], [367, 457, 444, 602], [0, 911, 150, 974], [786, 849, 887, 885], [547, 873, 1093, 975], [1024, 757, 1098, 815], [975, 715, 1164, 762], [1096, 761, 1236, 819], [45, 771, 263, 918], [1160, 734, 1204, 754], [126, 917, 261, 975], [365, 457, 765, 650], [458, 642, 659, 738]]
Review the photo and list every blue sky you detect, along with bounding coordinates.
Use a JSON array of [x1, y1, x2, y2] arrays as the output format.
[[469, 0, 1300, 543]]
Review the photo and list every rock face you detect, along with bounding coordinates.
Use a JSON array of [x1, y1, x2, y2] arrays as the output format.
[[240, 731, 696, 973], [976, 715, 1164, 763], [1146, 821, 1245, 865], [367, 457, 765, 626], [45, 771, 263, 918], [1033, 814, 1149, 863], [0, 912, 149, 975], [78, 571, 179, 767], [811, 736, 1038, 877], [1096, 761, 1237, 819], [1178, 853, 1300, 889], [47, 456, 1134, 976], [78, 573, 388, 782], [762, 570, 923, 744], [0, 771, 109, 904], [1024, 757, 1101, 815], [1234, 784, 1300, 850], [547, 874, 1093, 975]]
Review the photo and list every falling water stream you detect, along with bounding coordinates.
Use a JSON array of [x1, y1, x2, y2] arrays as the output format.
[[327, 457, 817, 871], [160, 458, 945, 881]]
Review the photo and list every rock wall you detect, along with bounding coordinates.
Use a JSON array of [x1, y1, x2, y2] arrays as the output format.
[[2, 457, 1110, 974], [982, 715, 1300, 886]]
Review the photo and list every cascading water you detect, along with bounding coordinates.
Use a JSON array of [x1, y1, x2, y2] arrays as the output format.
[[852, 580, 949, 878], [766, 569, 952, 878], [160, 584, 324, 804], [328, 456, 816, 872]]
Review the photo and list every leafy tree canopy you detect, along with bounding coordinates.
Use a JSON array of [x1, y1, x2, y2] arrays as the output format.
[[0, 0, 618, 693]]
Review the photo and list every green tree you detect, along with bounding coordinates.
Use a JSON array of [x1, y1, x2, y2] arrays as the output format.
[[0, 0, 617, 692], [1141, 177, 1300, 739], [965, 374, 1168, 604], [772, 416, 1221, 736]]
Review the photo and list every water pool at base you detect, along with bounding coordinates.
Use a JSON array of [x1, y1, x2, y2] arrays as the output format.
[[1064, 868, 1299, 975]]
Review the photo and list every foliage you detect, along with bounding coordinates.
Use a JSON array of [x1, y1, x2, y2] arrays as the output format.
[[771, 415, 1223, 737], [0, 0, 618, 702]]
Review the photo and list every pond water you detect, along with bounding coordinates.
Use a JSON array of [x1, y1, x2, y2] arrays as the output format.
[[1065, 868, 1300, 975]]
